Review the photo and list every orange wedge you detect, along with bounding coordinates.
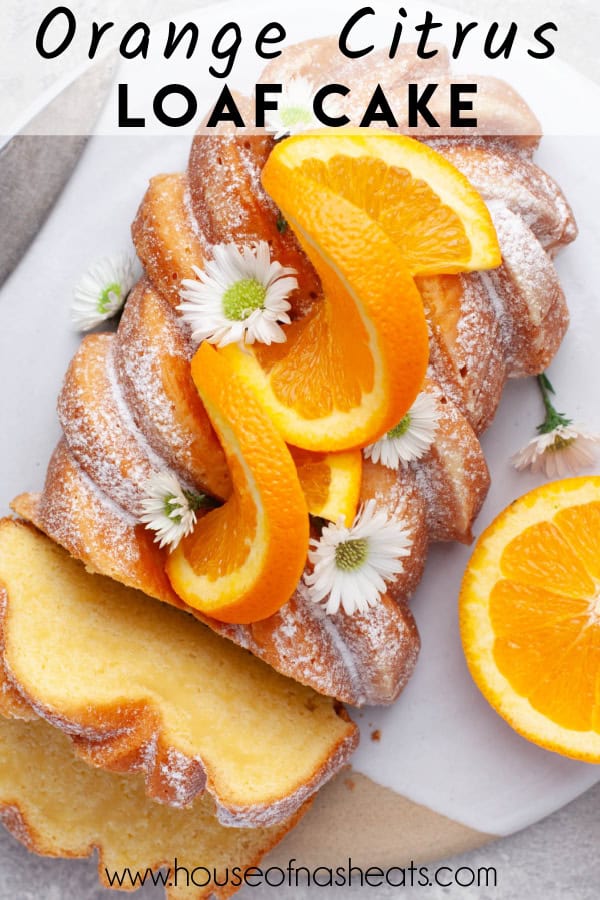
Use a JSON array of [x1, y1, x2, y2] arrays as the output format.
[[221, 171, 429, 451], [166, 342, 309, 624], [221, 132, 500, 453], [268, 132, 502, 275], [290, 446, 362, 523], [460, 477, 600, 761]]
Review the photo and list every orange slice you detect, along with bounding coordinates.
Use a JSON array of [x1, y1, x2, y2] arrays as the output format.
[[221, 170, 429, 451], [268, 131, 502, 275], [166, 342, 309, 624], [221, 132, 500, 453], [290, 446, 362, 523], [460, 477, 600, 761]]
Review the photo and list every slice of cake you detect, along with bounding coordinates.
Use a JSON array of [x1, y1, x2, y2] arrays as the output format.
[[0, 713, 306, 900], [0, 519, 357, 826]]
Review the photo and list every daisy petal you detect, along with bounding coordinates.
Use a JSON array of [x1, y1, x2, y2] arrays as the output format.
[[364, 391, 439, 470], [304, 500, 413, 616], [512, 425, 600, 480], [177, 242, 296, 348], [71, 252, 138, 332], [139, 472, 199, 550]]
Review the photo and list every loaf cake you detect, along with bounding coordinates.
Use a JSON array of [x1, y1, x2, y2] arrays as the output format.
[[12, 40, 576, 708], [0, 519, 357, 826]]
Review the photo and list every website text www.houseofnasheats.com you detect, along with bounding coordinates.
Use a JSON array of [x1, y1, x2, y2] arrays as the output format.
[[104, 857, 498, 891]]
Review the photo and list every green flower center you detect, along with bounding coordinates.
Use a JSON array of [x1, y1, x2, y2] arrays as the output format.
[[388, 413, 411, 439], [280, 105, 314, 128], [97, 282, 121, 314], [335, 538, 369, 572], [548, 435, 575, 452], [162, 489, 218, 524], [222, 279, 267, 321], [164, 495, 183, 523]]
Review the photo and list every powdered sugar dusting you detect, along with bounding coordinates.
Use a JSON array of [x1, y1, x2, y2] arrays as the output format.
[[208, 574, 421, 708], [114, 284, 224, 497], [410, 381, 489, 544], [430, 138, 577, 252], [115, 286, 193, 459], [159, 747, 202, 808], [58, 333, 194, 518], [488, 205, 569, 375], [37, 443, 137, 558]]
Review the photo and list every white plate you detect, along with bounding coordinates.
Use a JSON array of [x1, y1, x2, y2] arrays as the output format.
[[1, 0, 600, 875]]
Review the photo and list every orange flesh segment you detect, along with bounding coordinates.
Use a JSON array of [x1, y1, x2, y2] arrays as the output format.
[[290, 446, 362, 523], [166, 343, 309, 624], [254, 297, 373, 420], [492, 503, 600, 733], [186, 477, 255, 578], [554, 501, 600, 581], [500, 521, 596, 598], [299, 155, 472, 275], [247, 166, 429, 450], [270, 132, 501, 275], [291, 448, 331, 509]]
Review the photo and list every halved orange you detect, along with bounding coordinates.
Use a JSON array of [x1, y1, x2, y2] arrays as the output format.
[[166, 342, 309, 624], [460, 477, 600, 761], [221, 132, 500, 453], [290, 446, 362, 523]]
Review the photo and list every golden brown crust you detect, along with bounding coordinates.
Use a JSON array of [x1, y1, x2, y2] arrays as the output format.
[[113, 279, 231, 499], [187, 134, 322, 319], [13, 443, 181, 607], [411, 381, 490, 544], [218, 587, 421, 707], [0, 714, 310, 900], [418, 273, 507, 435], [486, 205, 570, 376], [131, 172, 210, 307], [428, 138, 577, 252], [58, 333, 156, 514]]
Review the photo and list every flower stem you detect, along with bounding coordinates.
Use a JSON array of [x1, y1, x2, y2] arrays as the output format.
[[184, 489, 221, 512], [536, 373, 571, 434]]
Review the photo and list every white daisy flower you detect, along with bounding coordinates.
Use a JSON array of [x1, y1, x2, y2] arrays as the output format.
[[512, 425, 600, 479], [178, 242, 297, 348], [305, 500, 412, 616], [363, 392, 439, 469], [71, 253, 137, 331], [266, 76, 320, 139], [512, 373, 600, 479], [140, 472, 211, 550]]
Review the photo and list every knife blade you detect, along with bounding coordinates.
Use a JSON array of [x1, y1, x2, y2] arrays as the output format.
[[0, 53, 117, 287]]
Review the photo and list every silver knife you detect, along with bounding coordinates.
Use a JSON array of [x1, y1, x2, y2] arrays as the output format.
[[0, 53, 117, 287]]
